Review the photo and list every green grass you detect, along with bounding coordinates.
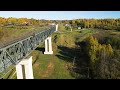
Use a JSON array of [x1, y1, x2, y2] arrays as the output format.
[[58, 23, 66, 31], [1, 28, 99, 79], [0, 64, 16, 79], [29, 29, 98, 79], [32, 49, 74, 79], [0, 25, 48, 45]]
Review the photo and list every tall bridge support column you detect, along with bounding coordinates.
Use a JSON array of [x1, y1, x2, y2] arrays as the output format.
[[44, 37, 53, 54], [55, 24, 58, 32], [16, 56, 34, 79]]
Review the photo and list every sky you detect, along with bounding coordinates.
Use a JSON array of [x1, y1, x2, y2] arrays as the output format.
[[0, 11, 120, 20]]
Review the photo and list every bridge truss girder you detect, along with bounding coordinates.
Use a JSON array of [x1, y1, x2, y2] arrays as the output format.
[[0, 25, 56, 73]]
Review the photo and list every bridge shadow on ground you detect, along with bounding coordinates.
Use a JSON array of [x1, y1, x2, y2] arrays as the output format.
[[32, 47, 45, 65], [56, 41, 89, 79], [35, 47, 45, 54]]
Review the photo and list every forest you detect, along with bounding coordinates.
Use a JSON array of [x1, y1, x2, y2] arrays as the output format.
[[0, 17, 120, 31], [78, 33, 120, 79], [60, 19, 120, 79], [63, 19, 120, 31]]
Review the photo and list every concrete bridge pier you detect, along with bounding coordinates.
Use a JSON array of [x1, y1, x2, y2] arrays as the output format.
[[55, 24, 58, 32], [16, 56, 34, 79], [44, 37, 53, 54]]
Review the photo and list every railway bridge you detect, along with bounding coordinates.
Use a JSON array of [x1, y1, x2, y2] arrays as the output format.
[[0, 24, 58, 79]]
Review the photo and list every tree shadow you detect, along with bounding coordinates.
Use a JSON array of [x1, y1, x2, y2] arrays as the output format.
[[56, 46, 77, 62], [32, 55, 39, 65], [55, 54, 72, 62], [35, 47, 45, 54], [56, 43, 89, 79]]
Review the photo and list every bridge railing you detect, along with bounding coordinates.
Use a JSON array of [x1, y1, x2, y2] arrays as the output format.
[[0, 25, 56, 74]]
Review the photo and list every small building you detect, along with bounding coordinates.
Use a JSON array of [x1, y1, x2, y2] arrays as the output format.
[[78, 27, 81, 29], [65, 24, 71, 27]]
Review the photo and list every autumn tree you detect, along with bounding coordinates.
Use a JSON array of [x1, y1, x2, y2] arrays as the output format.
[[63, 18, 120, 31], [85, 35, 115, 78], [85, 35, 99, 78]]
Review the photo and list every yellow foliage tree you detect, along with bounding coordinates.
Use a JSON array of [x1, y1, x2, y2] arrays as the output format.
[[86, 35, 114, 78]]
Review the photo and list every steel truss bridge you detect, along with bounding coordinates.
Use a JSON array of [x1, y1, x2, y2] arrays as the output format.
[[0, 25, 56, 74]]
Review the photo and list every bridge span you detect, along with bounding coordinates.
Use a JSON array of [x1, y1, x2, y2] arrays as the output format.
[[0, 24, 58, 79]]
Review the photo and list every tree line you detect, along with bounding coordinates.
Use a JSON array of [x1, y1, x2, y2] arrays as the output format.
[[0, 17, 55, 26], [63, 19, 120, 31], [78, 35, 120, 79], [0, 17, 120, 31]]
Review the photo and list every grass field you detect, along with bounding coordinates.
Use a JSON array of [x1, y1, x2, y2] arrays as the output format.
[[0, 25, 48, 45], [0, 24, 100, 79], [29, 27, 98, 79], [31, 50, 74, 79]]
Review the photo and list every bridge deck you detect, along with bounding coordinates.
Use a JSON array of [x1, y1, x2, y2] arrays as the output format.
[[0, 25, 56, 73], [0, 25, 51, 49]]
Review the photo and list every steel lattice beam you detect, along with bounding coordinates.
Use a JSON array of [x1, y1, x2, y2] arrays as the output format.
[[0, 25, 56, 73]]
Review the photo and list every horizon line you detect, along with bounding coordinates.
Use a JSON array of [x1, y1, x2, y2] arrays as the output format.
[[0, 16, 120, 20]]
